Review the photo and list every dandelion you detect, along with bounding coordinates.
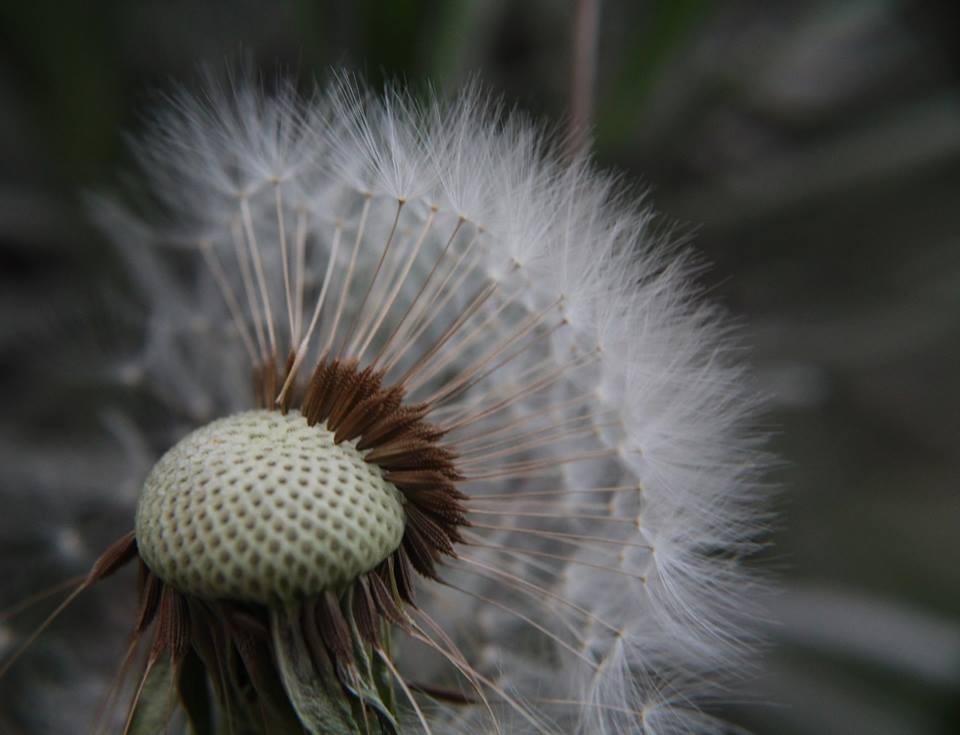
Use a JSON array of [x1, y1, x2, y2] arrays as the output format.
[[2, 70, 769, 734]]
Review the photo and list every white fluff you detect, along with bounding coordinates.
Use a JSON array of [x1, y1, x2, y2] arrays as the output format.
[[94, 69, 770, 734]]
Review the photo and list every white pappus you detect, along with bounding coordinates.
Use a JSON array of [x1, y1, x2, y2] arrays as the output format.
[[5, 68, 771, 735]]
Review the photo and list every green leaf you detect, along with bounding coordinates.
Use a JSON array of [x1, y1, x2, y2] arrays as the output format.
[[373, 642, 397, 720], [340, 599, 398, 734], [270, 607, 362, 735], [127, 656, 178, 735], [337, 663, 399, 735]]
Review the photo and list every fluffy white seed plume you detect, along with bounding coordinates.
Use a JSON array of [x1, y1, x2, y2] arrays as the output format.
[[44, 69, 771, 734]]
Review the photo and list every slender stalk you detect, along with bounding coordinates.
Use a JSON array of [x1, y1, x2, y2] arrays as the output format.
[[568, 0, 602, 157]]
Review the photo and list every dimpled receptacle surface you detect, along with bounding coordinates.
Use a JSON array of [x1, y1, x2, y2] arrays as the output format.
[[135, 410, 406, 604]]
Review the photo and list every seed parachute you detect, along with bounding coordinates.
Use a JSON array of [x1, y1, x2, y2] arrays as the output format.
[[1, 69, 770, 734]]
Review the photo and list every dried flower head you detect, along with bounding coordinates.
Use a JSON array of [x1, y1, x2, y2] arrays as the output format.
[[2, 70, 769, 734]]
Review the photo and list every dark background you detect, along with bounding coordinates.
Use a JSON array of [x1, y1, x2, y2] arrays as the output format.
[[1, 2, 958, 733]]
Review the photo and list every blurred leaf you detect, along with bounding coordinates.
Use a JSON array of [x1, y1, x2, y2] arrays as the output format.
[[0, 0, 120, 180], [598, 0, 714, 149], [356, 0, 432, 85], [428, 0, 478, 85], [128, 657, 178, 734], [271, 607, 362, 735]]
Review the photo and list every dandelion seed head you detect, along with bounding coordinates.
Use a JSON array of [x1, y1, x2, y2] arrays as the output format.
[[3, 66, 771, 734], [135, 410, 407, 603]]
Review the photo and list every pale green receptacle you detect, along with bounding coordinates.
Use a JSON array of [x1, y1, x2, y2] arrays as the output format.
[[135, 410, 406, 604]]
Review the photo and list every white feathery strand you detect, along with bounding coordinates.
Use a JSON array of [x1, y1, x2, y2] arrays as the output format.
[[408, 613, 554, 735], [0, 585, 88, 680], [441, 353, 595, 433], [320, 194, 372, 360], [466, 498, 614, 512], [348, 222, 411, 358], [230, 218, 269, 363], [239, 196, 278, 357], [464, 537, 646, 582], [373, 647, 434, 735], [455, 555, 620, 635], [441, 346, 569, 418], [467, 522, 649, 557], [405, 615, 503, 735], [441, 580, 598, 668], [469, 483, 641, 500], [463, 446, 618, 481], [354, 207, 438, 362], [396, 280, 498, 387], [93, 636, 142, 735], [0, 575, 84, 625], [468, 465, 554, 483], [403, 282, 524, 393], [340, 199, 404, 360], [273, 183, 296, 343], [399, 225, 480, 336], [457, 430, 604, 467], [197, 239, 258, 365], [422, 317, 569, 410], [533, 699, 649, 720], [468, 538, 588, 605], [276, 223, 343, 405], [121, 656, 159, 735], [370, 216, 465, 370], [452, 414, 614, 459], [415, 301, 563, 405], [444, 391, 600, 450], [452, 558, 589, 647], [291, 207, 307, 344], [454, 416, 617, 463], [380, 240, 485, 377], [466, 508, 635, 526]]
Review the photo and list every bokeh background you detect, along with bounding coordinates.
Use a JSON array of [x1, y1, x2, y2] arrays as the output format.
[[1, 1, 958, 733]]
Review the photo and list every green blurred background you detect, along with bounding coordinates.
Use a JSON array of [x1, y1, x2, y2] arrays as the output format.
[[1, 1, 958, 733]]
